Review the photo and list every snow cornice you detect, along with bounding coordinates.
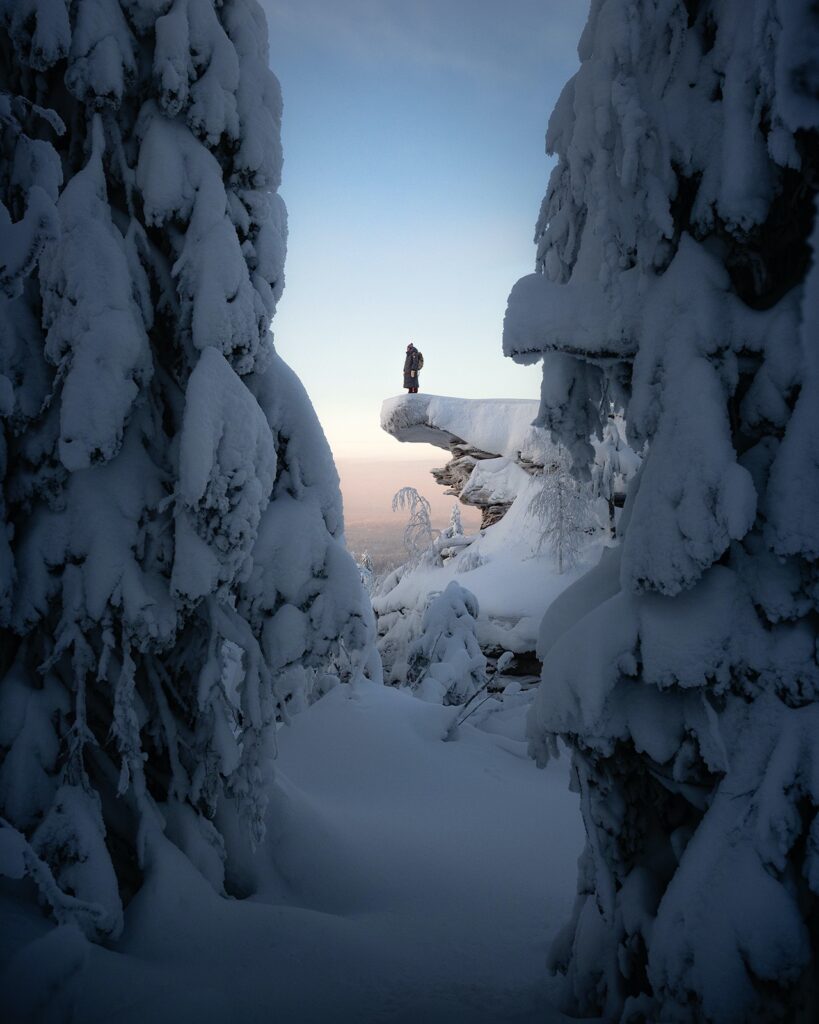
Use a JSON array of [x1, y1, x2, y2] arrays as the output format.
[[380, 394, 544, 462]]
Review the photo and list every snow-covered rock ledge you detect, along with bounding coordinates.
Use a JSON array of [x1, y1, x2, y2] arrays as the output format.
[[381, 394, 638, 526], [380, 394, 549, 527], [376, 394, 640, 672], [381, 393, 544, 461]]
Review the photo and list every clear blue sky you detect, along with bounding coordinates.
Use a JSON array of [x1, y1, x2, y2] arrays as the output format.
[[263, 0, 589, 458]]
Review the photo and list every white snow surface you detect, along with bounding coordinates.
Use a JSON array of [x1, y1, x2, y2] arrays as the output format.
[[381, 393, 545, 462], [0, 0, 378, 950], [1, 681, 585, 1024]]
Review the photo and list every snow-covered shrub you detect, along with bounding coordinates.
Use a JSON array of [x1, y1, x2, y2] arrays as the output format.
[[528, 447, 592, 573], [407, 582, 486, 706], [0, 0, 376, 940], [505, 0, 819, 1019], [373, 489, 438, 684], [372, 560, 423, 686], [374, 607, 422, 687], [454, 546, 486, 574], [376, 496, 481, 684]]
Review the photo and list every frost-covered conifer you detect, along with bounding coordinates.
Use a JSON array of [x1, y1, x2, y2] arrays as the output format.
[[504, 0, 819, 1019], [529, 447, 590, 573], [436, 503, 476, 563], [407, 581, 485, 706], [392, 485, 435, 561], [0, 0, 376, 939], [451, 504, 463, 532], [591, 419, 626, 535], [356, 550, 375, 595]]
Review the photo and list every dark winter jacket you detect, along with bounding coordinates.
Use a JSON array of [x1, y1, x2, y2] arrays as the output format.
[[403, 347, 422, 389]]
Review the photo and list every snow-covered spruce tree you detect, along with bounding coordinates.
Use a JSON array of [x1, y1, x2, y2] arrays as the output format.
[[503, 1, 819, 1020], [356, 550, 375, 595], [407, 581, 486, 706], [435, 502, 475, 562], [591, 418, 626, 535], [0, 0, 377, 939]]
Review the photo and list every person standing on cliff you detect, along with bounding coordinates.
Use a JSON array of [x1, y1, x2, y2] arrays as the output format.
[[403, 342, 423, 394]]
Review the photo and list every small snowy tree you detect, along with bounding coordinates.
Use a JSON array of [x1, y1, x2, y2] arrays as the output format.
[[407, 582, 486, 706], [355, 550, 375, 595], [392, 486, 435, 560], [505, 1, 819, 1020], [529, 447, 590, 572], [435, 502, 476, 562], [0, 0, 377, 940], [591, 419, 624, 535], [448, 503, 463, 536]]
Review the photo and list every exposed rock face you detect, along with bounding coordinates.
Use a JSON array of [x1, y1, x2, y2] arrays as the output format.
[[477, 504, 511, 529], [431, 454, 515, 528]]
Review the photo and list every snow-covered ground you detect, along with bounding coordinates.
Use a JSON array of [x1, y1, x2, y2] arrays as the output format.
[[1, 681, 585, 1024]]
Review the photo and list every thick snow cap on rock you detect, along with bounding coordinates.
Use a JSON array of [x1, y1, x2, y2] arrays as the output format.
[[381, 393, 544, 462]]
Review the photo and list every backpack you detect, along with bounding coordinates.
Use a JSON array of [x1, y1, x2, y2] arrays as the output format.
[[416, 351, 424, 370]]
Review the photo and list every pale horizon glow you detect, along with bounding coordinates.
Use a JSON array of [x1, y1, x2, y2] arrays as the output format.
[[264, 0, 589, 459], [337, 453, 483, 569], [338, 454, 481, 527]]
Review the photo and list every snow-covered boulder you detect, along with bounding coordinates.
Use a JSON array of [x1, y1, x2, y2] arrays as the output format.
[[457, 457, 531, 524]]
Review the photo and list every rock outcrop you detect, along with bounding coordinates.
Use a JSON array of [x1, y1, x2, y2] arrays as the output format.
[[381, 394, 639, 530], [381, 394, 547, 527]]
